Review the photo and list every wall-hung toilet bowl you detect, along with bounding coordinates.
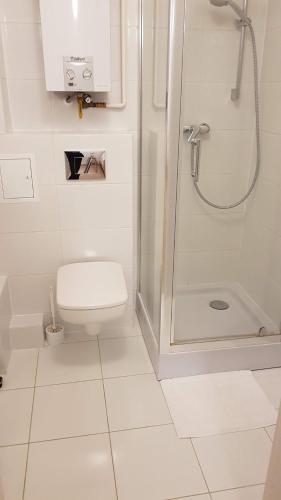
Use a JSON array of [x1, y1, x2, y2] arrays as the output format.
[[57, 261, 128, 336]]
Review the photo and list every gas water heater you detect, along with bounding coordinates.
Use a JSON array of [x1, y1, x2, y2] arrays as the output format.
[[39, 0, 111, 93]]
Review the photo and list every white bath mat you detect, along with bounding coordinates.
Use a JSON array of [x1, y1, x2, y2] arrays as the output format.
[[161, 371, 277, 438]]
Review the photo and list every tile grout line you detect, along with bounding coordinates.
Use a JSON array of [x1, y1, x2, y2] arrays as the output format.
[[109, 422, 172, 434], [97, 337, 119, 500], [159, 374, 210, 498], [0, 385, 38, 392], [209, 482, 265, 494], [63, 333, 140, 344], [0, 423, 175, 449], [33, 370, 155, 388], [166, 492, 212, 500], [190, 438, 211, 496], [1, 372, 156, 393], [264, 425, 274, 441], [22, 348, 40, 500]]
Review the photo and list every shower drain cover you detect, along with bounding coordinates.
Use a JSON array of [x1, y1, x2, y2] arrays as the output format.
[[209, 300, 230, 311]]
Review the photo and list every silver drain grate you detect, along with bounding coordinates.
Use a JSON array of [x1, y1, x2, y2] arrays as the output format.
[[209, 300, 230, 311]]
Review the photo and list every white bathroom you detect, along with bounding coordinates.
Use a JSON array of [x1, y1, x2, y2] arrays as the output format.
[[0, 0, 281, 499]]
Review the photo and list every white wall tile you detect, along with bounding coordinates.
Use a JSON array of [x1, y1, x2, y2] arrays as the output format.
[[184, 30, 264, 85], [111, 26, 122, 81], [8, 79, 53, 131], [127, 27, 139, 82], [178, 213, 243, 253], [183, 83, 254, 131], [0, 232, 61, 276], [1, 23, 44, 79], [58, 183, 132, 230], [261, 83, 281, 134], [260, 132, 281, 183], [262, 28, 281, 83], [246, 178, 279, 231], [175, 250, 240, 287], [0, 186, 59, 233], [267, 0, 281, 29], [248, 0, 269, 31], [61, 228, 133, 267]]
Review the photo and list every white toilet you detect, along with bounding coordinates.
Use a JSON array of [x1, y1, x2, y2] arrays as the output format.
[[57, 261, 128, 336]]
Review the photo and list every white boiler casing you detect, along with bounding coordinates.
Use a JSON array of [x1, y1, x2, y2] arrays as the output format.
[[39, 0, 111, 92]]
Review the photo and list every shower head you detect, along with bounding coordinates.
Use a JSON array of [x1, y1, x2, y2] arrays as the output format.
[[209, 0, 248, 21]]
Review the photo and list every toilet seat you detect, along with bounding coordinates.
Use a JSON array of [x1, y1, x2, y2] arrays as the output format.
[[57, 262, 128, 311]]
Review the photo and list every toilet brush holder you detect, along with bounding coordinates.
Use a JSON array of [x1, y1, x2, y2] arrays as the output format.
[[46, 324, 65, 346]]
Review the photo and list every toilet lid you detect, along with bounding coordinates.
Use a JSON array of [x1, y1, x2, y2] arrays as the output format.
[[57, 262, 128, 310]]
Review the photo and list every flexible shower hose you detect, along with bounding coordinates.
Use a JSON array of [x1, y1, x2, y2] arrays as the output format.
[[193, 20, 260, 209]]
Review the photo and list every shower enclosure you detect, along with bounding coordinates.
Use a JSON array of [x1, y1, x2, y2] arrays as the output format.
[[137, 0, 281, 379]]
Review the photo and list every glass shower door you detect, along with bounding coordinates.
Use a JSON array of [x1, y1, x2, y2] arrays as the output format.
[[171, 0, 279, 344]]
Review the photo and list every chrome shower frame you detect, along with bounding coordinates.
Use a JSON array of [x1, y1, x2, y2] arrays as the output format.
[[137, 0, 281, 379]]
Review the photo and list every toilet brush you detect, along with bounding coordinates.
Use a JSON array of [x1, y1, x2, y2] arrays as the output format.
[[49, 285, 58, 332], [46, 286, 64, 345]]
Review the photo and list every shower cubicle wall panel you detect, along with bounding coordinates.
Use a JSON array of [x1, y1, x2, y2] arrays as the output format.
[[138, 0, 281, 379], [137, 0, 171, 369]]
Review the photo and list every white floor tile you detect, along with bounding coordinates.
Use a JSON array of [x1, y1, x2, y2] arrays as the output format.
[[211, 485, 265, 500], [64, 331, 97, 343], [24, 435, 117, 500], [104, 374, 172, 431], [111, 425, 207, 500], [193, 429, 271, 492], [172, 496, 210, 500], [99, 336, 153, 378], [253, 368, 281, 408], [100, 322, 142, 340], [265, 425, 276, 441], [0, 445, 28, 500], [2, 349, 38, 390], [0, 389, 34, 445], [36, 341, 101, 386], [30, 380, 108, 442]]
